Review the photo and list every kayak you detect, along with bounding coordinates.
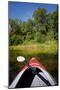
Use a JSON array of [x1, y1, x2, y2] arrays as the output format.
[[9, 57, 56, 88]]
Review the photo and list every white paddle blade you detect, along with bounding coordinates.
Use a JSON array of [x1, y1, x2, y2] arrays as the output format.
[[17, 56, 25, 62]]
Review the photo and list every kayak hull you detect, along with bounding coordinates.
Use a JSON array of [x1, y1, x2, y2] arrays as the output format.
[[9, 57, 56, 88]]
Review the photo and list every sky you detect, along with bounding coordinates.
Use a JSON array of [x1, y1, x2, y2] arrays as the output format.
[[8, 2, 58, 21]]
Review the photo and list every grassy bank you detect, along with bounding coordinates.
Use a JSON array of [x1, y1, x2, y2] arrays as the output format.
[[10, 41, 58, 55]]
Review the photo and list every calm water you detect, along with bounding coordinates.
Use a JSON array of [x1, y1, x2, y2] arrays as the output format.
[[9, 50, 58, 86]]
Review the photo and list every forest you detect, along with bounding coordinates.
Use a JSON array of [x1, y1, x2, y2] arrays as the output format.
[[9, 7, 58, 45]]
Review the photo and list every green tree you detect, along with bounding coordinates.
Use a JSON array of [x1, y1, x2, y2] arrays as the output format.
[[9, 7, 58, 45]]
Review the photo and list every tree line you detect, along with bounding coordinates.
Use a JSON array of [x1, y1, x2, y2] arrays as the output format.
[[9, 7, 58, 45]]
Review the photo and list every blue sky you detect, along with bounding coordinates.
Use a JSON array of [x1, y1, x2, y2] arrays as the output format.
[[8, 2, 57, 21]]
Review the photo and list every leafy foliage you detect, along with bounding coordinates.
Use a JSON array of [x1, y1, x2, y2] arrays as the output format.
[[9, 7, 58, 45]]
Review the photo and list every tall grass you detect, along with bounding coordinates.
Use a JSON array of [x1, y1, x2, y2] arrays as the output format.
[[10, 40, 58, 55]]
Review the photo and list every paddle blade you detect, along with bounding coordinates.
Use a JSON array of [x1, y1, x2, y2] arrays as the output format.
[[17, 56, 25, 62]]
